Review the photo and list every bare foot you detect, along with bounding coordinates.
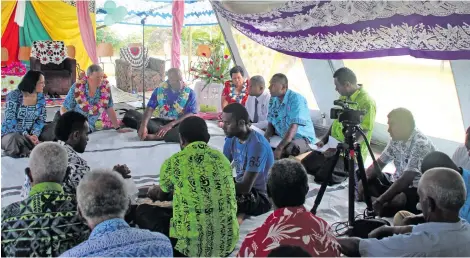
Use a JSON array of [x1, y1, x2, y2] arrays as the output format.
[[144, 134, 164, 141], [237, 214, 245, 225]]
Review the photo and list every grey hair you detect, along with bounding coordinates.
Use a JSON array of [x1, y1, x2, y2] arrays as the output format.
[[267, 159, 309, 208], [86, 64, 103, 76], [77, 169, 129, 222], [250, 75, 265, 88], [418, 167, 466, 211], [28, 142, 68, 184]]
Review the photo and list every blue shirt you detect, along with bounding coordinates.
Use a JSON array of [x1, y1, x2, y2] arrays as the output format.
[[359, 220, 470, 257], [62, 82, 114, 132], [460, 169, 470, 221], [268, 89, 316, 143], [1, 90, 46, 137], [223, 130, 274, 194], [147, 81, 197, 120], [60, 218, 173, 257]]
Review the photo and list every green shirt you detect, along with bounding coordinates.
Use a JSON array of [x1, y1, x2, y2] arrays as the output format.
[[160, 141, 239, 257], [1, 182, 90, 257], [331, 87, 376, 158]]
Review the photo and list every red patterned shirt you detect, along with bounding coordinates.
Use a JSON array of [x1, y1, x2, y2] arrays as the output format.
[[222, 80, 250, 106], [237, 206, 340, 257]]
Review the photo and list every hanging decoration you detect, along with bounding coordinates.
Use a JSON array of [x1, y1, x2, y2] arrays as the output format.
[[102, 0, 128, 26]]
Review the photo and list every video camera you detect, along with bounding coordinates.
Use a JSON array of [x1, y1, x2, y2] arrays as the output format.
[[330, 100, 365, 126]]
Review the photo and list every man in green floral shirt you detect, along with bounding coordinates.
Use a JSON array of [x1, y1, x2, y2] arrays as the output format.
[[147, 116, 239, 257], [1, 142, 89, 257]]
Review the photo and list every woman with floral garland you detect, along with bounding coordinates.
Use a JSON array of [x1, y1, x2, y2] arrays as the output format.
[[61, 64, 129, 133], [138, 68, 198, 143], [1, 71, 53, 157], [221, 66, 250, 109]]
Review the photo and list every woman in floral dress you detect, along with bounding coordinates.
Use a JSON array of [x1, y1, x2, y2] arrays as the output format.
[[61, 64, 130, 133], [221, 66, 250, 109]]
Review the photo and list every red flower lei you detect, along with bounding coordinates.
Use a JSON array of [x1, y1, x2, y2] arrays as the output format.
[[74, 76, 111, 116]]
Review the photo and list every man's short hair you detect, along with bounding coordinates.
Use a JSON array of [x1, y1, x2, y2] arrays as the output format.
[[333, 67, 357, 86], [419, 167, 466, 212], [421, 151, 459, 173], [77, 169, 129, 221], [55, 111, 88, 141], [29, 142, 68, 183], [268, 245, 310, 257], [388, 107, 415, 129], [223, 103, 250, 124], [267, 159, 309, 208], [86, 64, 103, 76], [229, 65, 245, 78], [179, 116, 210, 143], [167, 68, 182, 78], [271, 73, 288, 87], [250, 75, 265, 88]]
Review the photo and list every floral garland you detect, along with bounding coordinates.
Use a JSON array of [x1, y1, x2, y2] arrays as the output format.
[[1, 62, 27, 76], [74, 75, 111, 116], [225, 80, 247, 103], [154, 81, 190, 118]]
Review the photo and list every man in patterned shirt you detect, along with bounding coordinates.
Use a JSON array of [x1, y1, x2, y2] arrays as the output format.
[[146, 116, 239, 257], [361, 108, 436, 217], [2, 142, 90, 257], [237, 159, 340, 257], [21, 111, 131, 197]]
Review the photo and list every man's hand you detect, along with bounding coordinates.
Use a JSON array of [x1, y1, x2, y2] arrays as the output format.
[[274, 147, 283, 160], [117, 128, 133, 133], [402, 214, 426, 226], [113, 164, 132, 179], [138, 125, 148, 140], [315, 136, 328, 148], [27, 135, 39, 145], [372, 198, 384, 216], [147, 185, 163, 201], [368, 225, 395, 239], [157, 123, 174, 138]]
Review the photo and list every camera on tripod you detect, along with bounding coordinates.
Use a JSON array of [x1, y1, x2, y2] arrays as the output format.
[[330, 100, 365, 126]]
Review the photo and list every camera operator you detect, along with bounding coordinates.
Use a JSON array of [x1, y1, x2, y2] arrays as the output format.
[[304, 67, 376, 184]]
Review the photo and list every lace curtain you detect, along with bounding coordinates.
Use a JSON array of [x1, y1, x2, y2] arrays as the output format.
[[212, 1, 470, 60]]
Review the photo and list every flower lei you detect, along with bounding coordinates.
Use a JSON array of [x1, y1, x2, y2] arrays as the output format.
[[227, 81, 247, 103], [74, 75, 111, 116], [154, 81, 190, 118]]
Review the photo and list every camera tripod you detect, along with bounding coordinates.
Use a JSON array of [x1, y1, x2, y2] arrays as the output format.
[[310, 125, 385, 237]]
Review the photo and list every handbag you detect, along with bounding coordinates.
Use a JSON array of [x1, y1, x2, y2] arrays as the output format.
[[120, 109, 160, 134], [301, 151, 349, 185]]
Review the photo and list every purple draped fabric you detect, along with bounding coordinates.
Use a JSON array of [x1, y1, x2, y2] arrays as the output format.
[[212, 1, 470, 60]]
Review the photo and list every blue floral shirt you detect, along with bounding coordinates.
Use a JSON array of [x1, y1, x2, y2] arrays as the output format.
[[147, 81, 198, 120], [62, 82, 114, 132], [60, 218, 173, 257], [1, 90, 46, 137], [268, 89, 316, 143]]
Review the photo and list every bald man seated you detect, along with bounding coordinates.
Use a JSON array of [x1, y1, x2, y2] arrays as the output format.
[[337, 167, 470, 257]]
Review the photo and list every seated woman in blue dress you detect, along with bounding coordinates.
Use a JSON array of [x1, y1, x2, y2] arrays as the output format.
[[137, 68, 198, 142], [61, 64, 130, 133], [1, 71, 53, 157]]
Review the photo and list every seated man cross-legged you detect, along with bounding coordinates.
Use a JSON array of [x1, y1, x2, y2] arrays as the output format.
[[138, 68, 198, 143], [337, 167, 470, 257], [2, 142, 90, 257], [237, 159, 340, 257], [264, 73, 316, 159], [360, 108, 436, 217], [145, 116, 239, 257], [222, 103, 274, 217]]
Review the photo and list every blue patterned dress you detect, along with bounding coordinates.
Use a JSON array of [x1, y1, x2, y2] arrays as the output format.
[[1, 90, 46, 137]]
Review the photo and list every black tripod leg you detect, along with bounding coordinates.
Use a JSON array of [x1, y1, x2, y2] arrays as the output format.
[[355, 145, 374, 215], [347, 149, 356, 227], [310, 148, 342, 215]]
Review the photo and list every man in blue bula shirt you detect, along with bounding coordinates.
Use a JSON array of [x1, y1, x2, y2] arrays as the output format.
[[264, 73, 316, 160], [222, 103, 274, 217]]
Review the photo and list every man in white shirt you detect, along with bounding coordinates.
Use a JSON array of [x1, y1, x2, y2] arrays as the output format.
[[452, 126, 470, 170], [246, 75, 270, 130]]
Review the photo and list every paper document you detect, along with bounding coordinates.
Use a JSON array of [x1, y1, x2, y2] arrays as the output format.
[[310, 136, 340, 153]]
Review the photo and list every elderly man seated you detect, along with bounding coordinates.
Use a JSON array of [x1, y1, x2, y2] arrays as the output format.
[[138, 68, 198, 143], [264, 73, 316, 159], [60, 169, 173, 257], [237, 159, 340, 257], [360, 108, 436, 217], [145, 116, 239, 257], [1, 142, 89, 257], [337, 167, 470, 257]]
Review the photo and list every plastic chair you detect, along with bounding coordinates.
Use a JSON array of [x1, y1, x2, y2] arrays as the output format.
[[97, 42, 115, 73]]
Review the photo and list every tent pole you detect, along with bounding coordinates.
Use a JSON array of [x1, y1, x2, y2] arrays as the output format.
[[188, 26, 192, 80]]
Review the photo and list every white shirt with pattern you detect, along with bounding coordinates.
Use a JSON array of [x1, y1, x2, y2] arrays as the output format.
[[21, 141, 90, 198], [379, 129, 436, 188]]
